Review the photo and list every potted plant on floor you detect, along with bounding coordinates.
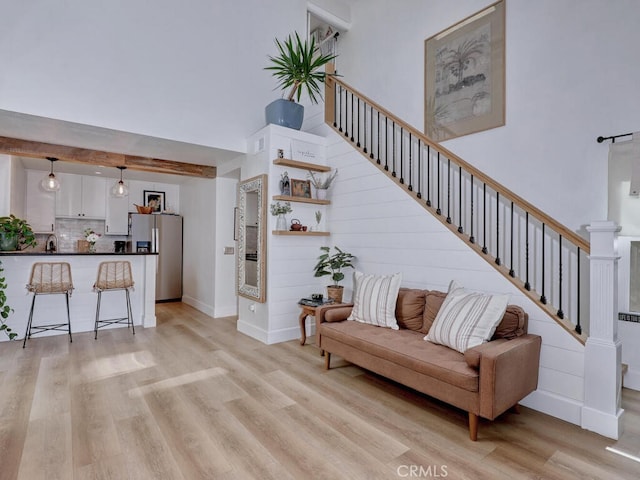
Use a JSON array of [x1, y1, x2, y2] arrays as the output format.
[[264, 31, 337, 130], [313, 246, 355, 303], [0, 215, 37, 251]]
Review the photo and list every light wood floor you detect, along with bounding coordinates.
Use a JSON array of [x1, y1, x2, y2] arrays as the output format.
[[0, 302, 639, 479]]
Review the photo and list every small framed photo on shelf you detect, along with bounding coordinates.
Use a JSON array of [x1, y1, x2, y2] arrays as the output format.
[[291, 179, 312, 199], [144, 190, 165, 213]]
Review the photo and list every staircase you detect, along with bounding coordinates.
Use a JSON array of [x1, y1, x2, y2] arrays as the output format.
[[324, 72, 589, 344]]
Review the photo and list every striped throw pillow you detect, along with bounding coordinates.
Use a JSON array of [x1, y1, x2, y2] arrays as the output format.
[[348, 271, 402, 329], [425, 281, 509, 353]]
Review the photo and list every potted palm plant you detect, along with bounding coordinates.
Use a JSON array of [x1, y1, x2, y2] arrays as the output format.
[[313, 246, 355, 303], [0, 215, 37, 251], [264, 31, 337, 130]]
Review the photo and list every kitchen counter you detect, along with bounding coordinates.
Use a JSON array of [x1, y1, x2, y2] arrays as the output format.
[[0, 253, 158, 341]]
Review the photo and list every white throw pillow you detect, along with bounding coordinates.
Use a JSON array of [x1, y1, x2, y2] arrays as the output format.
[[348, 271, 402, 330], [425, 280, 509, 353]]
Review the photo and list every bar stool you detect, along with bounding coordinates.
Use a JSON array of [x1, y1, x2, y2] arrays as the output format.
[[24, 262, 74, 348], [93, 261, 135, 339]]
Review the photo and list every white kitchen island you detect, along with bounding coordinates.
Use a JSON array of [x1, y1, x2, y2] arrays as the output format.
[[0, 252, 157, 341]]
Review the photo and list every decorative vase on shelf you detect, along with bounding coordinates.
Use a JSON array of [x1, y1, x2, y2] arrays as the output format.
[[276, 214, 287, 231], [316, 188, 328, 200], [89, 242, 96, 253]]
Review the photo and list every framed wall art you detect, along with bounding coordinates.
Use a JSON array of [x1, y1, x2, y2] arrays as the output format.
[[144, 190, 165, 213], [291, 179, 312, 199], [424, 0, 505, 142]]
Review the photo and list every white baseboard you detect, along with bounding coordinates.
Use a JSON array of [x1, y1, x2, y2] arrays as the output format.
[[520, 389, 583, 426], [582, 406, 624, 440], [623, 366, 640, 391], [237, 320, 268, 344], [214, 305, 238, 318], [236, 321, 304, 345], [182, 295, 214, 317]]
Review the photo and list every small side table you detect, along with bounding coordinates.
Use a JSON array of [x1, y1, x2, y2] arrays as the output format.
[[298, 304, 317, 346]]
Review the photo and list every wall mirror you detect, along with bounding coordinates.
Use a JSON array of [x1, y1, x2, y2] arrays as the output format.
[[237, 174, 267, 302]]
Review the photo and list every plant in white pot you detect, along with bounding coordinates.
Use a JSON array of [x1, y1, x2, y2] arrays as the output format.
[[308, 169, 338, 200], [264, 31, 337, 130], [313, 246, 355, 303]]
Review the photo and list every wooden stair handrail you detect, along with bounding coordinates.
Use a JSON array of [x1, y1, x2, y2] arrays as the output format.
[[326, 75, 590, 254]]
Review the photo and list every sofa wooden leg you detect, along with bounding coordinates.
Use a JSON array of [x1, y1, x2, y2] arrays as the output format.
[[324, 352, 331, 370], [468, 412, 478, 441]]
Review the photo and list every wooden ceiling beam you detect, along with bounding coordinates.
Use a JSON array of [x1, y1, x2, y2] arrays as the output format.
[[0, 135, 217, 178]]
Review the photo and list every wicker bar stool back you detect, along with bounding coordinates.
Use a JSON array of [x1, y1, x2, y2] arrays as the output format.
[[93, 261, 135, 339], [24, 262, 74, 348]]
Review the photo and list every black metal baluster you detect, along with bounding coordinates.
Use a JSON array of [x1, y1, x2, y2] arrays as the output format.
[[426, 146, 431, 207], [376, 111, 380, 162], [482, 183, 488, 254], [540, 223, 547, 304], [436, 152, 441, 215], [408, 133, 413, 190], [333, 85, 341, 128], [495, 192, 501, 265], [362, 101, 367, 153], [469, 175, 475, 243], [399, 128, 404, 183], [369, 105, 372, 158], [575, 247, 582, 334], [417, 140, 422, 198], [557, 234, 564, 318], [348, 91, 353, 140], [524, 212, 531, 290], [457, 166, 463, 233], [356, 97, 360, 147], [509, 202, 515, 277], [384, 117, 389, 171], [446, 158, 451, 224], [392, 122, 397, 177], [338, 86, 343, 132]]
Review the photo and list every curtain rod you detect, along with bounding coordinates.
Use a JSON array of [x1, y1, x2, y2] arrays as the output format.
[[597, 132, 633, 143]]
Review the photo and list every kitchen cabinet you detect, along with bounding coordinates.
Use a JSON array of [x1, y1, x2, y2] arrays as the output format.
[[105, 194, 130, 235], [55, 174, 107, 219], [25, 170, 56, 233]]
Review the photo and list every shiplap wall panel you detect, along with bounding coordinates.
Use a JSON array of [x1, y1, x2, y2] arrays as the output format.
[[322, 127, 586, 423]]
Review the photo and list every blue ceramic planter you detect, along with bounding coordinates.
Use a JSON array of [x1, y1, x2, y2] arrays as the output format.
[[265, 99, 304, 130]]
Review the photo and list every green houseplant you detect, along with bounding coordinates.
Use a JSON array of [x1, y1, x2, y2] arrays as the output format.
[[313, 246, 355, 303], [264, 31, 337, 130], [0, 260, 17, 339], [0, 215, 37, 251]]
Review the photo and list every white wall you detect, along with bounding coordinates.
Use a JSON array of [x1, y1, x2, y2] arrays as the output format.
[[338, 0, 640, 233], [0, 155, 11, 216], [181, 177, 217, 316], [0, 0, 311, 154], [214, 175, 240, 318]]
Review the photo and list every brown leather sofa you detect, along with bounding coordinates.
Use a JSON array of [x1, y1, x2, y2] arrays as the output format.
[[315, 288, 542, 441]]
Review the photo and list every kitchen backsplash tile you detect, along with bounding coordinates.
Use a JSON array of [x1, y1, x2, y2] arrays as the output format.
[[39, 219, 128, 253]]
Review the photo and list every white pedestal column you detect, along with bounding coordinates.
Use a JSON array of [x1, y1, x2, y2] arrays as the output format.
[[583, 221, 624, 439]]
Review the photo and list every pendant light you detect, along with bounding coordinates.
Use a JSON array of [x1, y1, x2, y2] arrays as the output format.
[[41, 157, 61, 192], [111, 166, 129, 197]]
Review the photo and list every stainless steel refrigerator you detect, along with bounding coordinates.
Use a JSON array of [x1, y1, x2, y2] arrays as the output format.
[[129, 213, 183, 301]]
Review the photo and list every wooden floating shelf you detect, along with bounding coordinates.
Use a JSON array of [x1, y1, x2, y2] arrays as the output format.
[[272, 195, 330, 205], [273, 158, 330, 172], [272, 231, 330, 236]]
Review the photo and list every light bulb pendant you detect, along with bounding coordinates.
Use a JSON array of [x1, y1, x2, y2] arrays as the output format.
[[42, 158, 61, 192], [111, 166, 129, 197]]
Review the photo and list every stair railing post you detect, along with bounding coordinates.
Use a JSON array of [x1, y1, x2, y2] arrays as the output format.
[[325, 64, 336, 127], [583, 220, 623, 439]]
